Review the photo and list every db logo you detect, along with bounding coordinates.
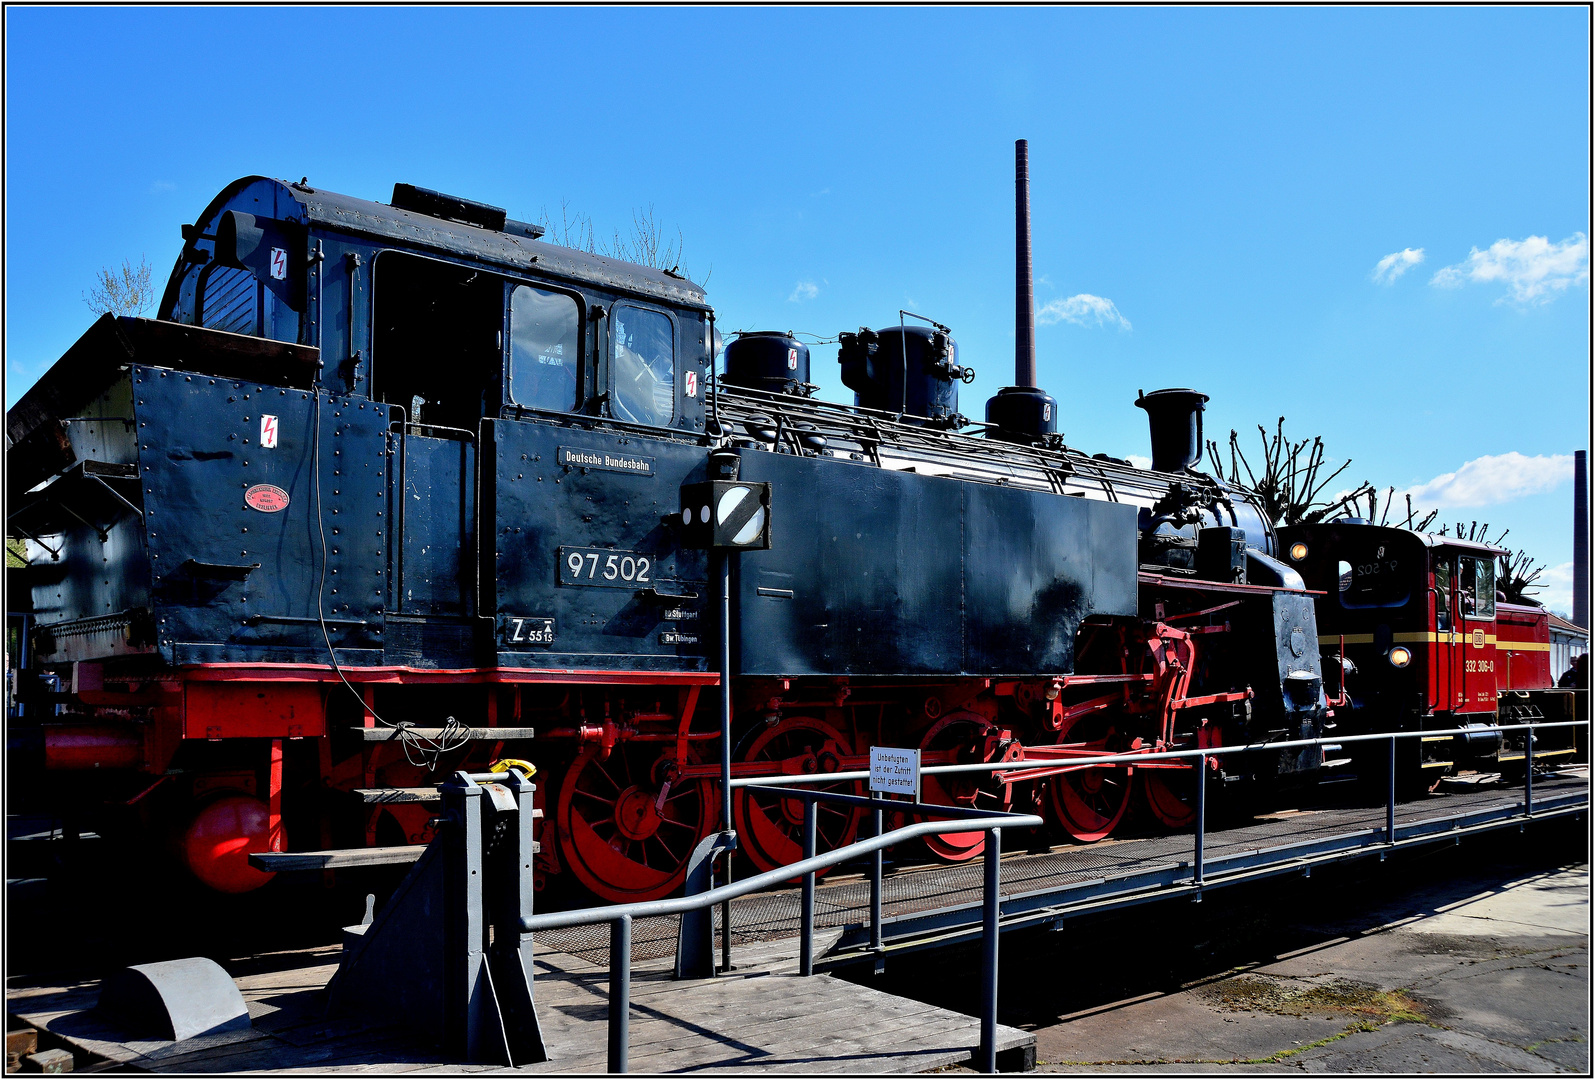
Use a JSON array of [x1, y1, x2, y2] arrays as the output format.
[[260, 414, 279, 449], [269, 248, 288, 281], [685, 371, 698, 398]]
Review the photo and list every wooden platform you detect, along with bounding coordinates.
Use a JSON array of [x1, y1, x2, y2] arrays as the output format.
[[6, 933, 1033, 1074]]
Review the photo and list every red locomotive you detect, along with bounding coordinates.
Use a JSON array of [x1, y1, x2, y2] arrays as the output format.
[[1278, 520, 1579, 790]]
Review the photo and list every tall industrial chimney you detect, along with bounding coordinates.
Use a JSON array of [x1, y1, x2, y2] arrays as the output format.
[[1015, 139, 1036, 388], [985, 139, 1058, 444], [1575, 448, 1588, 628]]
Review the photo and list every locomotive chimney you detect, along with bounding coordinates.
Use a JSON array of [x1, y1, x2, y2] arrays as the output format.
[[1575, 448, 1588, 628], [1015, 139, 1036, 388], [1135, 388, 1210, 474], [985, 138, 1058, 444]]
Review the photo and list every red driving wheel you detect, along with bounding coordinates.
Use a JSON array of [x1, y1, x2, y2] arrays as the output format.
[[917, 711, 1016, 862], [556, 743, 715, 903], [1140, 766, 1199, 830], [732, 715, 864, 877], [1046, 707, 1132, 842]]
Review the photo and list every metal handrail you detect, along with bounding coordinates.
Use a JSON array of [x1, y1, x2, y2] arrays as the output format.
[[524, 717, 1585, 1073], [523, 799, 1042, 1073], [725, 718, 1589, 787]]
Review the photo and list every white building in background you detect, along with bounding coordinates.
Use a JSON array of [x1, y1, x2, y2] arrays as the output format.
[[1548, 611, 1588, 681]]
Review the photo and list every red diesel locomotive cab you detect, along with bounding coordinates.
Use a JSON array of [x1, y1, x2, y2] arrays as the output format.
[[1279, 520, 1577, 788]]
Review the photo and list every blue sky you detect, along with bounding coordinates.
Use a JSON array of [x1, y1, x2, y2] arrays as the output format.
[[5, 7, 1589, 610]]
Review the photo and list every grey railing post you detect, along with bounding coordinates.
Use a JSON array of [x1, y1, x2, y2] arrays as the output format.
[[800, 798, 817, 977], [608, 914, 632, 1074], [870, 796, 884, 969], [979, 826, 1002, 1074], [720, 856, 733, 974], [1193, 756, 1206, 891], [716, 545, 736, 974], [1524, 724, 1534, 816], [1386, 735, 1397, 844]]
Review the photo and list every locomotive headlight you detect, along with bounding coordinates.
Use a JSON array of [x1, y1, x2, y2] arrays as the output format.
[[1388, 646, 1412, 668], [1288, 541, 1308, 562]]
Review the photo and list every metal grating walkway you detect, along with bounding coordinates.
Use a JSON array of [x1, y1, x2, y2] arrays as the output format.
[[539, 768, 1589, 967]]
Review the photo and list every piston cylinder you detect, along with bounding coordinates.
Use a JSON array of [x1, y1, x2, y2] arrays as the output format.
[[43, 723, 145, 770]]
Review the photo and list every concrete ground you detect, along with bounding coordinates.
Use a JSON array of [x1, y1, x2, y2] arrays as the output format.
[[857, 815, 1588, 1075], [1034, 863, 1589, 1072]]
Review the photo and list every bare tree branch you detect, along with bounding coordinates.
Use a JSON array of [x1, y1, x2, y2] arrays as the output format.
[[83, 257, 154, 317]]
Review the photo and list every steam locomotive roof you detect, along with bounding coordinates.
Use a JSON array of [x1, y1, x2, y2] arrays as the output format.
[[161, 176, 711, 314]]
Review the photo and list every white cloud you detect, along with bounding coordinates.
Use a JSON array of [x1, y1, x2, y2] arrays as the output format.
[[1430, 233, 1589, 304], [1537, 561, 1574, 617], [1126, 454, 1152, 471], [787, 281, 819, 302], [1036, 293, 1132, 330], [1403, 452, 1574, 509], [1371, 247, 1424, 284]]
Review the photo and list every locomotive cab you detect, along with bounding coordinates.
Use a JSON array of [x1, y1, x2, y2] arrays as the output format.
[[1278, 520, 1575, 786], [156, 177, 712, 435]]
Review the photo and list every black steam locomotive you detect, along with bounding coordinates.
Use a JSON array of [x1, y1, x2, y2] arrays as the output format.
[[7, 156, 1331, 904]]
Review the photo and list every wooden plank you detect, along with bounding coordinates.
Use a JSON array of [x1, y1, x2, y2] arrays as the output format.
[[249, 846, 424, 872]]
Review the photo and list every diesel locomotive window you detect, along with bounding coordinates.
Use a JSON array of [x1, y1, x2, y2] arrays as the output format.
[[1434, 558, 1454, 631], [372, 252, 503, 431], [1460, 555, 1496, 620], [509, 285, 582, 413], [1337, 545, 1410, 609], [610, 305, 675, 426]]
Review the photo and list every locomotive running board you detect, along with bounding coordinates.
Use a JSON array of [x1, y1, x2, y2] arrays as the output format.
[[324, 771, 547, 1066]]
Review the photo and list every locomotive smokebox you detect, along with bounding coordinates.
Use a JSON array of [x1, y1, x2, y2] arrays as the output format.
[[1136, 387, 1210, 473], [723, 331, 810, 395]]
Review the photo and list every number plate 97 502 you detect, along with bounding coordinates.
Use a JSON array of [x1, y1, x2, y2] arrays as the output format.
[[558, 546, 653, 588]]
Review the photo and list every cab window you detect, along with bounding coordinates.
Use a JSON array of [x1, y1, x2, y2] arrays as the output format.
[[1337, 545, 1410, 609], [1460, 556, 1496, 620], [610, 305, 675, 426], [371, 251, 501, 431], [1434, 558, 1453, 631], [509, 285, 582, 413]]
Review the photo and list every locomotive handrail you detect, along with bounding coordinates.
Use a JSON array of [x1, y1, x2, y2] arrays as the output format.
[[521, 800, 1042, 1073], [725, 718, 1588, 788]]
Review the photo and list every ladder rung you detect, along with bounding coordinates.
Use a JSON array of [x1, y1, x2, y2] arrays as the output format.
[[353, 726, 537, 742]]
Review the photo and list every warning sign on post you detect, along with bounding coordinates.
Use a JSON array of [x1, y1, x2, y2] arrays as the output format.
[[869, 746, 920, 798]]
